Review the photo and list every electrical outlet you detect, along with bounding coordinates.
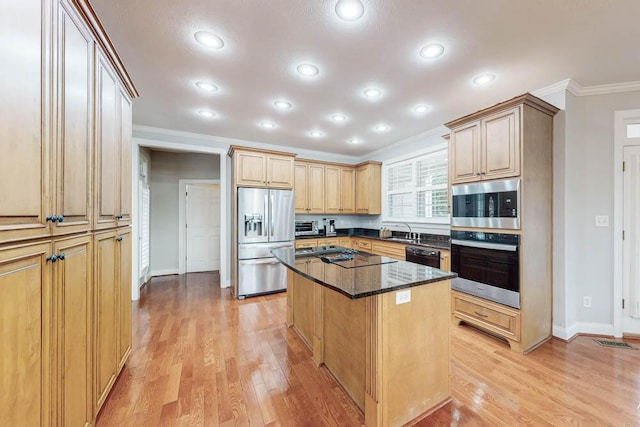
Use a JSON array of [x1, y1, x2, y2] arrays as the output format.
[[583, 296, 592, 308], [396, 289, 411, 305], [595, 215, 609, 227]]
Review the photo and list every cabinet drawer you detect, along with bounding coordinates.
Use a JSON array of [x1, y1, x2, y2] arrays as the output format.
[[319, 239, 339, 246], [452, 291, 520, 341], [295, 240, 317, 249], [356, 239, 372, 251], [371, 242, 405, 260]]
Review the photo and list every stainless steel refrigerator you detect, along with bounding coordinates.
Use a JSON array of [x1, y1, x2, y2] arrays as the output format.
[[237, 188, 294, 298]]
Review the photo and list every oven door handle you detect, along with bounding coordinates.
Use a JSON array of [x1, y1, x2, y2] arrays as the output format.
[[451, 239, 518, 252]]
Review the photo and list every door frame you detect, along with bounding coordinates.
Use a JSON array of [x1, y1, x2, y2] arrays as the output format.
[[178, 179, 221, 275], [613, 109, 640, 337], [131, 138, 229, 301]]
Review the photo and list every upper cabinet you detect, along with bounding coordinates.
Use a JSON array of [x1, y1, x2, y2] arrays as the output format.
[[295, 161, 324, 213], [355, 162, 382, 214], [449, 106, 520, 184], [0, 0, 51, 244], [229, 146, 296, 189], [325, 166, 355, 214], [446, 95, 557, 186]]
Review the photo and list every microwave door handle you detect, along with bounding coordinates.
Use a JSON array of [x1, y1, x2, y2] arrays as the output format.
[[451, 239, 518, 252]]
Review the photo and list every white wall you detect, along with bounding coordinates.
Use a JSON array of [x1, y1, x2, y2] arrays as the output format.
[[149, 151, 220, 274]]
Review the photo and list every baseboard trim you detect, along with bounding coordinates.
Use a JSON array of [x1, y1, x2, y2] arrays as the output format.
[[553, 322, 616, 341], [221, 279, 231, 288], [150, 269, 179, 277]]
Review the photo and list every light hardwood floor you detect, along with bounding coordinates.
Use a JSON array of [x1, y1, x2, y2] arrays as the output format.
[[97, 272, 640, 426]]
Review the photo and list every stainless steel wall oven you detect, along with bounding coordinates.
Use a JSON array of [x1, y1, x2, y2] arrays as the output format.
[[450, 230, 520, 308]]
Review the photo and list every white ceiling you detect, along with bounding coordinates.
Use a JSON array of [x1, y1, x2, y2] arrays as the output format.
[[91, 0, 640, 156]]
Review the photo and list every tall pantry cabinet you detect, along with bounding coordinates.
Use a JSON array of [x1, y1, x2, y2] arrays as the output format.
[[0, 1, 138, 426]]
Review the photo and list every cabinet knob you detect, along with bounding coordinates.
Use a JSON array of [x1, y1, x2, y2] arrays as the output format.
[[480, 171, 486, 175], [46, 254, 58, 263], [115, 214, 124, 220], [476, 172, 481, 176], [58, 253, 65, 261], [46, 215, 58, 223], [57, 215, 64, 223], [116, 236, 124, 242]]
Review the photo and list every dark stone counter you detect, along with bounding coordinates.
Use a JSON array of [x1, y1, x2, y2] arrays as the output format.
[[272, 245, 456, 299], [294, 228, 451, 250]]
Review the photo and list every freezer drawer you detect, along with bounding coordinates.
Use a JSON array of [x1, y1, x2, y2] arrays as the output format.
[[238, 257, 287, 297]]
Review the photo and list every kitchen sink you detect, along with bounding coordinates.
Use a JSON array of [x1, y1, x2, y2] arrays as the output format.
[[385, 237, 418, 244]]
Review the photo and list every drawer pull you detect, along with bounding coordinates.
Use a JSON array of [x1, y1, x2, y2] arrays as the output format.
[[474, 311, 488, 318]]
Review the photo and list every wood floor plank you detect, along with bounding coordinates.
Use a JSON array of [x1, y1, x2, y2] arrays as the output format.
[[97, 272, 640, 427]]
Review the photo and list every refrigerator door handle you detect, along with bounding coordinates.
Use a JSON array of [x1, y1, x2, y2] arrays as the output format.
[[270, 193, 275, 237], [264, 194, 269, 237], [240, 258, 282, 265]]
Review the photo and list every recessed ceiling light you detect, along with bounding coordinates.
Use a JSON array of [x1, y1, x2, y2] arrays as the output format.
[[260, 121, 276, 129], [472, 73, 496, 86], [331, 114, 347, 122], [363, 87, 382, 98], [297, 63, 320, 76], [335, 0, 365, 21], [419, 43, 445, 59], [374, 124, 390, 132], [198, 110, 216, 118], [413, 104, 431, 114], [309, 130, 325, 138], [194, 31, 224, 49], [347, 138, 362, 144], [195, 81, 218, 92], [273, 100, 292, 109]]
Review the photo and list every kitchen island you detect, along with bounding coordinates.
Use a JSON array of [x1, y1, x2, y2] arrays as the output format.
[[271, 246, 456, 427]]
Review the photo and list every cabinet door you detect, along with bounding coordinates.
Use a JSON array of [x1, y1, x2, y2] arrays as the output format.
[[308, 164, 325, 213], [340, 168, 355, 213], [94, 230, 118, 411], [235, 151, 266, 186], [355, 166, 369, 213], [439, 249, 451, 272], [94, 51, 119, 230], [117, 89, 133, 226], [325, 166, 341, 213], [54, 234, 93, 427], [482, 107, 520, 180], [0, 0, 51, 244], [0, 242, 52, 427], [450, 121, 480, 184], [117, 228, 132, 371], [294, 163, 308, 213], [267, 155, 294, 188], [55, 1, 93, 236]]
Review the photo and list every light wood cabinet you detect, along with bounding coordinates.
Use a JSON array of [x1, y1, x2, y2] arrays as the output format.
[[54, 234, 93, 427], [94, 227, 132, 412], [0, 242, 52, 427], [54, 0, 94, 236], [449, 106, 520, 184], [0, 0, 137, 424], [294, 161, 324, 213], [446, 93, 559, 353], [325, 166, 356, 214], [440, 249, 451, 271], [355, 162, 382, 214], [230, 146, 296, 189], [94, 230, 118, 411], [295, 239, 318, 249], [0, 0, 51, 244], [371, 240, 406, 260]]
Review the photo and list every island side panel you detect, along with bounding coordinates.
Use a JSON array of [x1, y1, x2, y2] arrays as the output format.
[[323, 286, 367, 410], [292, 274, 315, 349], [380, 280, 451, 426]]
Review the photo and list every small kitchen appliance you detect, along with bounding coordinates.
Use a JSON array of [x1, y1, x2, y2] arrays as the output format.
[[324, 218, 337, 236]]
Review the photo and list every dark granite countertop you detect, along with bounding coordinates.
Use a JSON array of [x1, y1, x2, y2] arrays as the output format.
[[272, 245, 456, 299], [295, 228, 451, 250]]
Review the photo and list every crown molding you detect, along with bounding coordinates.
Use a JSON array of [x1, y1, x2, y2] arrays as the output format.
[[359, 124, 449, 162], [534, 78, 640, 99]]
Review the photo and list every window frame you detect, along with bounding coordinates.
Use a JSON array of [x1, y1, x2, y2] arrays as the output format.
[[381, 142, 450, 225]]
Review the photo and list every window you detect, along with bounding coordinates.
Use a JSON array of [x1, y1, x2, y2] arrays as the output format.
[[384, 148, 448, 223], [628, 123, 640, 139]]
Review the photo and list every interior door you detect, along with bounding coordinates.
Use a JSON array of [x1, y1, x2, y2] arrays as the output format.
[[186, 183, 220, 273], [623, 143, 640, 334]]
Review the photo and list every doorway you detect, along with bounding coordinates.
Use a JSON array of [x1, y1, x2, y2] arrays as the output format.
[[615, 110, 640, 337], [179, 180, 221, 274]]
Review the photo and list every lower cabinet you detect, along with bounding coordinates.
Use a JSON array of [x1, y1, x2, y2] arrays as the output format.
[[94, 227, 131, 413], [55, 235, 93, 427]]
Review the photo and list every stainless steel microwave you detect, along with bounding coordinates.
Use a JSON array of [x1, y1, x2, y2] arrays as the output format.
[[451, 178, 520, 229], [295, 220, 319, 236]]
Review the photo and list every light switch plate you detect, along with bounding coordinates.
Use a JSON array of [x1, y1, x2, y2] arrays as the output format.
[[595, 215, 609, 227], [396, 289, 411, 305]]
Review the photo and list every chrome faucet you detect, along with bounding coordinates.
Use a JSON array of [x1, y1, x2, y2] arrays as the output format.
[[400, 223, 412, 239]]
